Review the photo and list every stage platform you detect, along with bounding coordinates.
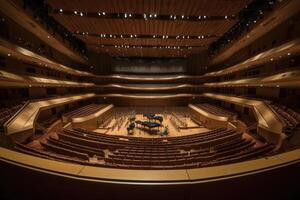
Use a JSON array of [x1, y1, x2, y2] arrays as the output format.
[[93, 112, 209, 138]]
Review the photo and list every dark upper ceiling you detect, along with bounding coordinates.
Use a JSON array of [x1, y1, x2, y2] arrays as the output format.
[[47, 0, 253, 58]]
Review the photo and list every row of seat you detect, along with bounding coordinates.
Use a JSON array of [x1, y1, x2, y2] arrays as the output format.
[[0, 101, 27, 126], [63, 104, 106, 118], [38, 116, 59, 129], [109, 140, 255, 161], [268, 103, 299, 135], [16, 128, 273, 169], [14, 142, 106, 168], [105, 144, 273, 169], [63, 128, 242, 150], [195, 103, 236, 118], [74, 127, 227, 142]]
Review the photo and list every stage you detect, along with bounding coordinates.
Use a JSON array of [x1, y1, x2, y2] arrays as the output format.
[[93, 113, 210, 138]]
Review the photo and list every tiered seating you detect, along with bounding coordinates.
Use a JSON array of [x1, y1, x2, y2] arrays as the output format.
[[0, 101, 27, 129], [38, 116, 59, 129], [268, 103, 300, 135], [14, 142, 106, 167], [241, 117, 257, 131], [62, 128, 243, 149], [107, 138, 256, 168], [14, 127, 274, 169], [196, 103, 237, 118], [46, 137, 105, 157], [63, 104, 106, 119]]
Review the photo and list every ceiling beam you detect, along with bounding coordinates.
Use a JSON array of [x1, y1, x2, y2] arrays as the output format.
[[74, 32, 218, 40], [51, 10, 236, 22]]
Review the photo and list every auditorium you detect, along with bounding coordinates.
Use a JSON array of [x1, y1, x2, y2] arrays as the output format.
[[0, 0, 300, 199]]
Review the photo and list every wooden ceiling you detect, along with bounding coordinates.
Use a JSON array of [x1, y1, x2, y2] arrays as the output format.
[[47, 0, 252, 57]]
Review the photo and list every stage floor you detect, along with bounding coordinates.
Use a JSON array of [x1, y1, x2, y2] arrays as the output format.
[[93, 114, 210, 138]]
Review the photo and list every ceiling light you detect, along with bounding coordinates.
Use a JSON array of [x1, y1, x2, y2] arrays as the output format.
[[80, 12, 84, 16], [102, 12, 106, 15], [59, 9, 63, 13], [74, 11, 78, 15]]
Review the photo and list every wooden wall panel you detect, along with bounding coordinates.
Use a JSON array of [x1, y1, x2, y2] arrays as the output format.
[[48, 0, 251, 16]]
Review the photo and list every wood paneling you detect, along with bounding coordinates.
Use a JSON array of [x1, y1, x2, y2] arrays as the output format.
[[89, 46, 204, 57], [47, 0, 252, 57], [52, 16, 236, 36], [48, 0, 251, 16], [78, 36, 216, 47]]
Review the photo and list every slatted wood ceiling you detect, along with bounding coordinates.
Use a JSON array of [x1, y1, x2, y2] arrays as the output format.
[[47, 0, 252, 57]]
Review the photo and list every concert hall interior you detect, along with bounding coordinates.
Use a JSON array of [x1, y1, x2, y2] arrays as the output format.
[[0, 0, 300, 199]]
